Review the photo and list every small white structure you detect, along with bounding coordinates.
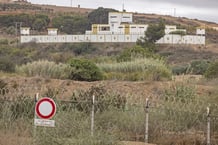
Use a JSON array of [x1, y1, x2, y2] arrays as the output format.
[[20, 27, 30, 35], [48, 28, 58, 35], [196, 28, 205, 35]]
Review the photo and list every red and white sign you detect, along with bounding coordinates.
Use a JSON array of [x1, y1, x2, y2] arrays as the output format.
[[35, 97, 56, 119]]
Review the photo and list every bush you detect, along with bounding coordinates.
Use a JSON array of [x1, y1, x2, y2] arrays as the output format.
[[204, 61, 218, 79], [69, 43, 97, 55], [68, 85, 126, 113], [172, 64, 190, 75], [68, 58, 103, 81], [15, 60, 71, 79], [116, 45, 148, 62], [190, 60, 210, 75], [0, 57, 15, 72], [0, 39, 8, 45]]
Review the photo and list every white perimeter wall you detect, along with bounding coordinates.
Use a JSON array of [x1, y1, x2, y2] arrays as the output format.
[[156, 34, 205, 45], [21, 34, 205, 45]]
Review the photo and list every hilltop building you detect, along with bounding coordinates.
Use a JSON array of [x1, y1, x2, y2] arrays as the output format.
[[20, 12, 205, 45], [86, 12, 148, 35]]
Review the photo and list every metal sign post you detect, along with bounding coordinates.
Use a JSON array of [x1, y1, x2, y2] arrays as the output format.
[[145, 98, 149, 144], [91, 95, 95, 136], [207, 107, 211, 145]]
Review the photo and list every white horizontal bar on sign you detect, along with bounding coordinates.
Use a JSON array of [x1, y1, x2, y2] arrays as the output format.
[[34, 118, 55, 127]]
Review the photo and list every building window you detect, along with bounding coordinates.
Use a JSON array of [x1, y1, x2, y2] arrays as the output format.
[[101, 27, 110, 31]]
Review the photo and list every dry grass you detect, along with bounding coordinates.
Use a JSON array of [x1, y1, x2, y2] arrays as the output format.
[[121, 141, 156, 145], [0, 132, 32, 145]]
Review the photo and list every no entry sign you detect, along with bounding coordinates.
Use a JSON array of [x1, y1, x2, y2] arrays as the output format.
[[35, 97, 56, 119]]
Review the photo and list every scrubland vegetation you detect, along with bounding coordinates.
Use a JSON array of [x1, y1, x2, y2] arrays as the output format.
[[1, 4, 218, 145]]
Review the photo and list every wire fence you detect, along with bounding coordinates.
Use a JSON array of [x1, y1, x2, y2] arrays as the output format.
[[0, 86, 218, 145]]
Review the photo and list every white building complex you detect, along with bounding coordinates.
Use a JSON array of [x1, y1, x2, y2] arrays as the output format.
[[20, 12, 205, 45]]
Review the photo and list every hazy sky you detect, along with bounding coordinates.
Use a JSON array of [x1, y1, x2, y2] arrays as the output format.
[[29, 0, 218, 23]]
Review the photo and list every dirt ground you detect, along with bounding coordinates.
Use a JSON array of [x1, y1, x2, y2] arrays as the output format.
[[0, 74, 214, 101]]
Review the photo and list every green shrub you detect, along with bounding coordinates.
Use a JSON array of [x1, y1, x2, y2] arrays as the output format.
[[68, 85, 126, 113], [68, 58, 103, 81], [204, 61, 218, 79], [72, 43, 97, 55], [98, 58, 172, 81], [0, 39, 8, 45], [15, 60, 71, 79], [190, 60, 210, 75], [116, 45, 159, 62], [172, 64, 190, 75], [0, 57, 15, 72]]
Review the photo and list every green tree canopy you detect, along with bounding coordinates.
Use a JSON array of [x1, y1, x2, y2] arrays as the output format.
[[52, 15, 89, 34], [87, 7, 118, 29], [68, 58, 103, 81], [137, 19, 165, 52]]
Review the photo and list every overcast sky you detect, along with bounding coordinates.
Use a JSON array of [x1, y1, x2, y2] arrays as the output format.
[[29, 0, 218, 23]]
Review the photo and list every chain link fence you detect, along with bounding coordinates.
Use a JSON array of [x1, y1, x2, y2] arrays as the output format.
[[0, 85, 218, 145]]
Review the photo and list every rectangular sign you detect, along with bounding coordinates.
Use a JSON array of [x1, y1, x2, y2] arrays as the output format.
[[34, 119, 55, 127]]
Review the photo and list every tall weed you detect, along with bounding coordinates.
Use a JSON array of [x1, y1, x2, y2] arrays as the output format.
[[98, 58, 172, 81], [15, 60, 71, 79]]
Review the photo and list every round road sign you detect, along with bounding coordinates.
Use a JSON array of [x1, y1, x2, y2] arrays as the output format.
[[35, 97, 56, 119]]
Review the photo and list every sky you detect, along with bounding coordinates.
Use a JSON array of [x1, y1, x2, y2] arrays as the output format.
[[29, 0, 218, 23]]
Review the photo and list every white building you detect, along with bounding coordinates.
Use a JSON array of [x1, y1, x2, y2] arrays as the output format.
[[20, 27, 30, 35], [86, 12, 148, 35], [20, 12, 205, 45], [48, 28, 58, 35], [196, 28, 205, 35]]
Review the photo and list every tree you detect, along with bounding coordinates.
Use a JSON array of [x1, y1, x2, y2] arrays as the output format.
[[137, 19, 165, 52], [32, 18, 47, 31], [68, 58, 103, 81], [52, 15, 89, 34], [87, 7, 118, 29]]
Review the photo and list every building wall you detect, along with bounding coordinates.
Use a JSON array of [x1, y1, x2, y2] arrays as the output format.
[[156, 34, 205, 45], [21, 34, 205, 45]]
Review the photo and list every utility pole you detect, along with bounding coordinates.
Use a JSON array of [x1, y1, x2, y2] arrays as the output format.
[[70, 0, 73, 7], [15, 22, 22, 46], [174, 8, 176, 17]]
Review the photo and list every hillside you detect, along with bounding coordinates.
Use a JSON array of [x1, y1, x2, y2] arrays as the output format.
[[1, 3, 218, 145]]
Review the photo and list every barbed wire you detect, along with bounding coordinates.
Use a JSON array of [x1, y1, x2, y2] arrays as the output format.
[[0, 87, 218, 144]]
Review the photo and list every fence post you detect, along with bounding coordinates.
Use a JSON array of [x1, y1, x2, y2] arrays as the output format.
[[91, 95, 95, 136], [206, 107, 210, 145], [33, 93, 39, 145], [145, 98, 149, 144]]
